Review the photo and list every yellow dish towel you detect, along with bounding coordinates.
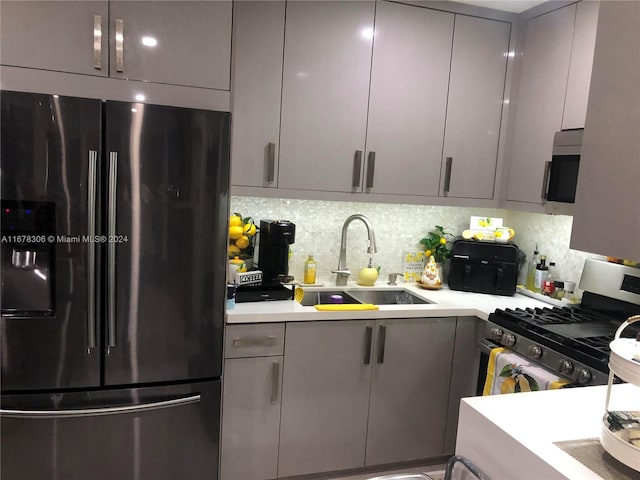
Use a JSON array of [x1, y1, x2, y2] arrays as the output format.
[[314, 304, 379, 311], [483, 347, 572, 395]]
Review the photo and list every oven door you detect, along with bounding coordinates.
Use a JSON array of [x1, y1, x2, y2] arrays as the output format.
[[476, 338, 499, 395]]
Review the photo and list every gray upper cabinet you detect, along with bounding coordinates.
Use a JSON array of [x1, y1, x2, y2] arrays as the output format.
[[441, 15, 511, 200], [277, 1, 375, 193], [0, 1, 231, 90], [109, 1, 231, 90], [562, 0, 599, 130], [506, 4, 576, 205], [365, 2, 453, 197], [570, 1, 640, 262], [230, 1, 285, 188], [0, 1, 109, 76], [365, 318, 455, 465]]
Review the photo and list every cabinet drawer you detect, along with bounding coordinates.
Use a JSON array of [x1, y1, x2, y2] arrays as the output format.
[[225, 324, 284, 358]]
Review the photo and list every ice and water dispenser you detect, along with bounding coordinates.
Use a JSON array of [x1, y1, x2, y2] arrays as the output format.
[[1, 201, 55, 316]]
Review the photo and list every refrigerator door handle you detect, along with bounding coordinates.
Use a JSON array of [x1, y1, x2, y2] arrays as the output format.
[[87, 150, 98, 353], [107, 152, 118, 352], [0, 394, 201, 419]]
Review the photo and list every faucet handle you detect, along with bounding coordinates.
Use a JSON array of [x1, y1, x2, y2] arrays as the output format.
[[387, 273, 403, 285], [331, 269, 351, 275]]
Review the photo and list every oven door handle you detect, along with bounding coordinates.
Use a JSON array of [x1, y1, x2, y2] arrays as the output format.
[[478, 339, 497, 355]]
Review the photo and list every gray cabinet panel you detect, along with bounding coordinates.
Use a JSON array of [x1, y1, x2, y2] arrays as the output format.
[[366, 2, 454, 197], [278, 1, 375, 192], [442, 15, 511, 199], [0, 1, 108, 76], [221, 357, 282, 480], [506, 5, 576, 204], [109, 1, 231, 90], [365, 318, 456, 465], [230, 1, 285, 188], [278, 320, 373, 477]]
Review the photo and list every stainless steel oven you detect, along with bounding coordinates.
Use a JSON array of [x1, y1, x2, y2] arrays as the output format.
[[478, 259, 640, 395]]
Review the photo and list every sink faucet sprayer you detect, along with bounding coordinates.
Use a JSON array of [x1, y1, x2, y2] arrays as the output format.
[[332, 214, 377, 286]]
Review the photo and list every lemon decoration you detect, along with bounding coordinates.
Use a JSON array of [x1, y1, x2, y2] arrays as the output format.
[[243, 223, 257, 236], [229, 215, 242, 227], [461, 229, 473, 240], [473, 231, 485, 241], [228, 244, 241, 257], [229, 225, 243, 240], [235, 235, 250, 249]]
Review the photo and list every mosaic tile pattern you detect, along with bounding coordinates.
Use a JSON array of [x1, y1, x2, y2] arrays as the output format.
[[230, 196, 601, 288]]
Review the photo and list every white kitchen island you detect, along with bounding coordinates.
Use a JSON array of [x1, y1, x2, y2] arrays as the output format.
[[455, 384, 640, 480]]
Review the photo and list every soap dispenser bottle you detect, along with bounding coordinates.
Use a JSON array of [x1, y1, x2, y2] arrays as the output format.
[[304, 255, 317, 285]]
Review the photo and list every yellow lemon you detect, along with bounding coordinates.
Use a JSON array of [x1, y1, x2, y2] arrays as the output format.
[[228, 244, 241, 257], [229, 215, 242, 227], [500, 377, 516, 394], [462, 229, 473, 240], [425, 249, 432, 257], [235, 235, 250, 249], [473, 231, 485, 241], [243, 223, 257, 236], [439, 237, 447, 245], [229, 225, 243, 240]]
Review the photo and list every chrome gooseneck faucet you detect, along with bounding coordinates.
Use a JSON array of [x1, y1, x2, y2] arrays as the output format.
[[332, 214, 377, 286]]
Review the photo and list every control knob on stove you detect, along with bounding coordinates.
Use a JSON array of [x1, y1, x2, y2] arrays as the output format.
[[501, 334, 516, 347], [490, 328, 503, 342], [559, 360, 574, 375], [527, 345, 543, 359], [575, 367, 592, 385]]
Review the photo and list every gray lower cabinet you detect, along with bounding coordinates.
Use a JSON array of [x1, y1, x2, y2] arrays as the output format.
[[278, 320, 373, 477], [221, 324, 284, 480], [365, 318, 456, 465], [278, 317, 456, 477]]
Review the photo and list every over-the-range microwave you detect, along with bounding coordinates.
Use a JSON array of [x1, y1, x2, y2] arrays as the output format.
[[542, 128, 583, 214]]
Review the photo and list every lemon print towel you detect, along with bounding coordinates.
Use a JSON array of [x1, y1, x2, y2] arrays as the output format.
[[483, 348, 571, 395]]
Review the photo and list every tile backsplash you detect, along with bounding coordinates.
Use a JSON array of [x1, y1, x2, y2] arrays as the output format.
[[230, 196, 603, 287]]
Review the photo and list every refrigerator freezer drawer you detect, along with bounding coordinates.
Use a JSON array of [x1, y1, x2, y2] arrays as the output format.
[[0, 380, 220, 480]]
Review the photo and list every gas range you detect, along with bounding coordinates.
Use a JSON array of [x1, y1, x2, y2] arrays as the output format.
[[485, 259, 640, 387]]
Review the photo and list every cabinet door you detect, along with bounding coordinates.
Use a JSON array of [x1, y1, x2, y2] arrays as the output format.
[[231, 1, 285, 188], [562, 0, 599, 130], [109, 1, 231, 90], [277, 1, 375, 192], [506, 5, 576, 204], [0, 1, 108, 76], [365, 318, 456, 465], [365, 2, 454, 197], [221, 357, 282, 480], [441, 15, 511, 199], [570, 1, 640, 261], [278, 321, 374, 477]]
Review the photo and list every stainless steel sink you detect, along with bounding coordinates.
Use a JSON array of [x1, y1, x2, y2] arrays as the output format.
[[347, 289, 431, 305], [299, 290, 361, 307]]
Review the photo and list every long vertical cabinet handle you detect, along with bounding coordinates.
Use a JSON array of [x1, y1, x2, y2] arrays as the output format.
[[271, 361, 281, 405], [93, 15, 102, 70], [363, 326, 373, 365], [86, 151, 98, 353], [107, 152, 118, 352], [365, 151, 376, 191], [352, 150, 363, 190], [444, 156, 453, 195], [541, 160, 551, 201], [267, 142, 276, 184], [376, 325, 386, 364], [115, 19, 124, 72]]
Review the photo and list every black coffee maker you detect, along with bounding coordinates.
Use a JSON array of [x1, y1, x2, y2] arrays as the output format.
[[258, 220, 296, 283]]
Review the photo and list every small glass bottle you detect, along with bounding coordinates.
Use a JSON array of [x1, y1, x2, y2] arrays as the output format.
[[534, 255, 548, 293], [542, 262, 556, 296], [526, 246, 539, 291], [304, 255, 317, 285]]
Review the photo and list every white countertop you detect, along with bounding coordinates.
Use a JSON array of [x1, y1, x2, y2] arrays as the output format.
[[455, 384, 639, 480], [226, 282, 553, 323]]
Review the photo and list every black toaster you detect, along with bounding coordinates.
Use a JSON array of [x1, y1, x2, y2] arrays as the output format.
[[448, 240, 520, 296]]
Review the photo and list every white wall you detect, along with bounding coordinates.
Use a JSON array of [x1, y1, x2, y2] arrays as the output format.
[[230, 196, 603, 287]]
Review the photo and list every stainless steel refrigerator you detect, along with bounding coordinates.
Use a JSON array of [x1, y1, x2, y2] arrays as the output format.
[[0, 91, 229, 479]]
